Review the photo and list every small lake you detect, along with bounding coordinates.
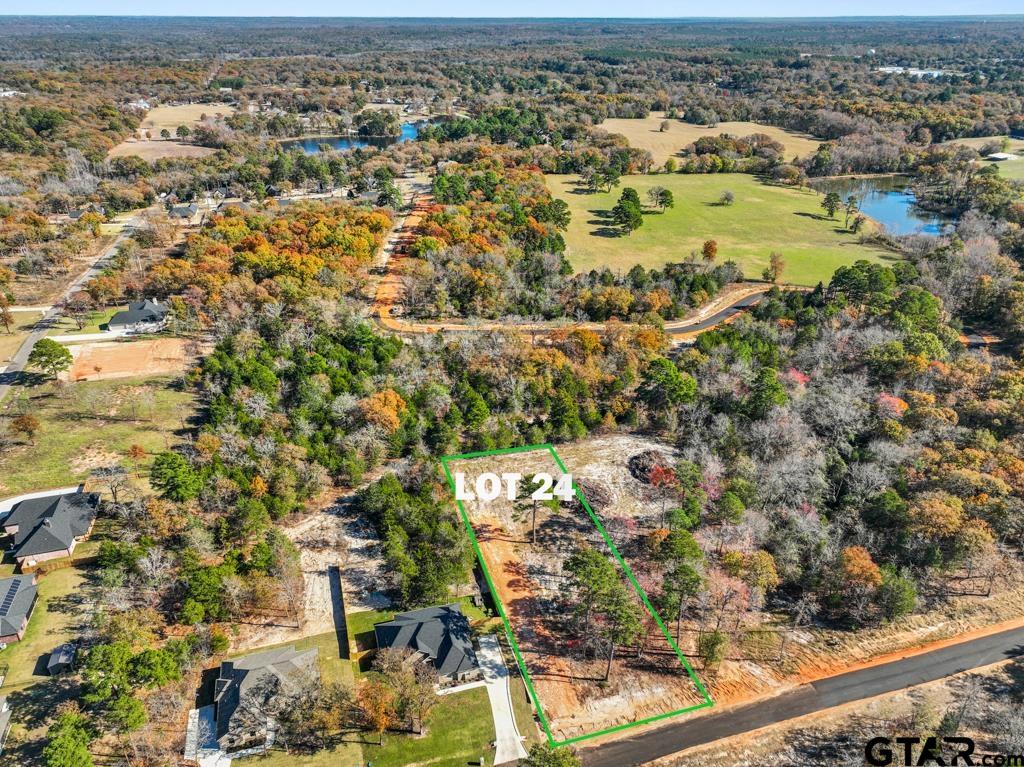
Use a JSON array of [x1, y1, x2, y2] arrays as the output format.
[[810, 175, 955, 237], [281, 121, 424, 154]]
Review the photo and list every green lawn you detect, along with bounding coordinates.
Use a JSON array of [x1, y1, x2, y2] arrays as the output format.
[[254, 686, 495, 767], [46, 305, 125, 336], [251, 621, 498, 767], [992, 159, 1024, 183], [548, 173, 900, 286], [0, 565, 91, 691], [0, 376, 194, 497]]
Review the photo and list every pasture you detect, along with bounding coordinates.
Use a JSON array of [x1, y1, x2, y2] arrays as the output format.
[[548, 173, 899, 286], [598, 112, 823, 167]]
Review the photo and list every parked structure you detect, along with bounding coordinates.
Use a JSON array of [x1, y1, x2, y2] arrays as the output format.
[[47, 642, 77, 675], [213, 645, 319, 754], [0, 575, 38, 645], [2, 491, 99, 568], [374, 603, 480, 682]]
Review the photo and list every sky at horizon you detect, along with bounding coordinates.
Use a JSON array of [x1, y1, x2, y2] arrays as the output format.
[[3, 3, 1024, 17]]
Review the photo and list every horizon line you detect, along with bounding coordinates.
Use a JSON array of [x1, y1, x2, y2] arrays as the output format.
[[2, 13, 1024, 20]]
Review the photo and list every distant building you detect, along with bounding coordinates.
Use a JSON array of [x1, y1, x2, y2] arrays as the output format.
[[168, 203, 200, 222], [108, 299, 170, 333], [374, 603, 480, 682], [213, 646, 319, 754], [0, 575, 38, 645], [47, 642, 77, 675], [2, 492, 99, 568]]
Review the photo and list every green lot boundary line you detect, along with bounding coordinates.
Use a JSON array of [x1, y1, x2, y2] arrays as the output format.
[[441, 443, 713, 749]]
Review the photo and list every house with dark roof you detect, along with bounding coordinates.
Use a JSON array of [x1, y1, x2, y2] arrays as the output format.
[[213, 645, 319, 754], [2, 491, 99, 568], [374, 603, 480, 682], [169, 203, 199, 220], [0, 575, 38, 645], [107, 299, 170, 333]]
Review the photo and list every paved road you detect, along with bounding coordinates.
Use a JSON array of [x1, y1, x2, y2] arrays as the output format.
[[0, 217, 139, 403], [666, 290, 769, 337], [582, 625, 1024, 767]]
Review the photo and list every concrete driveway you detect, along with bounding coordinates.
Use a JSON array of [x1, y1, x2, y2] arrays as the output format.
[[477, 634, 529, 765]]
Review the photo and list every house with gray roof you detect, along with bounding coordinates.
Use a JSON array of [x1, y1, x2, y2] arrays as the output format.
[[0, 575, 38, 645], [213, 645, 319, 754], [2, 491, 99, 569], [108, 299, 170, 333], [374, 603, 480, 681]]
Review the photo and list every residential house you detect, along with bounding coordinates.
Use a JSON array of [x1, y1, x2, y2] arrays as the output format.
[[168, 203, 200, 224], [0, 575, 38, 645], [213, 646, 319, 754], [108, 299, 170, 333], [2, 491, 99, 568], [374, 603, 480, 682]]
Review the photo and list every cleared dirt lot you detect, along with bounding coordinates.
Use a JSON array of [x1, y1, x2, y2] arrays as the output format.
[[64, 338, 197, 382], [449, 446, 709, 743], [598, 113, 823, 166]]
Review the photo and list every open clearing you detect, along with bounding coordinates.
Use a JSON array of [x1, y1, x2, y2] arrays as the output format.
[[64, 337, 197, 382], [598, 113, 823, 167], [548, 173, 898, 285], [941, 135, 1024, 153], [107, 139, 216, 161], [137, 103, 235, 135], [445, 446, 710, 745], [0, 376, 193, 496]]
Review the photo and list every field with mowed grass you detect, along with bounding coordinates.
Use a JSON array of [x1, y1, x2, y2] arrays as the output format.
[[548, 173, 900, 286]]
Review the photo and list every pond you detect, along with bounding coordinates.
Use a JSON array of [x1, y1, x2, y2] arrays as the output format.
[[810, 175, 955, 237], [280, 120, 424, 154]]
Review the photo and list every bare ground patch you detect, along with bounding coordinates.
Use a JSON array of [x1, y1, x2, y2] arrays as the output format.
[[65, 338, 199, 382]]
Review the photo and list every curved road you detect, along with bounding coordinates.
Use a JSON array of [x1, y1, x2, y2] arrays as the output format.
[[582, 624, 1024, 767]]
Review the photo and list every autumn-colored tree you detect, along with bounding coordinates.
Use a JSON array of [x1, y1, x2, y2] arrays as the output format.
[[127, 444, 146, 476], [358, 679, 398, 745], [0, 293, 13, 334], [10, 413, 41, 444], [649, 464, 678, 525], [359, 389, 408, 433], [763, 251, 786, 283], [839, 546, 883, 591], [702, 239, 718, 263]]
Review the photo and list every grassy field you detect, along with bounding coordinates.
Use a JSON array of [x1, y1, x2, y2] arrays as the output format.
[[0, 376, 194, 497], [0, 316, 38, 366], [46, 305, 124, 336], [0, 565, 91, 691], [942, 135, 1024, 153], [992, 159, 1024, 183], [599, 112, 823, 167], [139, 103, 236, 134], [253, 685, 495, 767], [548, 173, 899, 285]]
